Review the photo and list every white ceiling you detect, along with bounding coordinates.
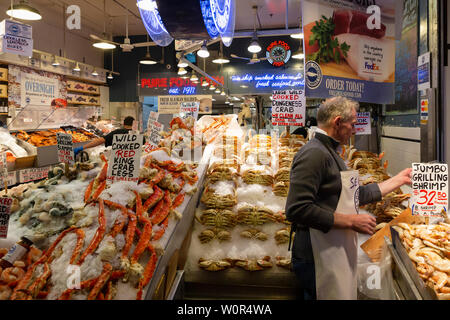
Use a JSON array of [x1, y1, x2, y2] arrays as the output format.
[[1, 0, 302, 40]]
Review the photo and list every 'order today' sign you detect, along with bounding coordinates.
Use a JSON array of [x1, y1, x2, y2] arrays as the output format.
[[411, 163, 448, 218], [107, 134, 143, 183]]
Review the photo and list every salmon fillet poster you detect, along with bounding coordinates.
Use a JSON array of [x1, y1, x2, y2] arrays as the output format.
[[302, 0, 399, 104]]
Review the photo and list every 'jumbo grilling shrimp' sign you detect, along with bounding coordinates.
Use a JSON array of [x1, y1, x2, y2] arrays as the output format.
[[107, 134, 143, 183], [411, 163, 448, 218]]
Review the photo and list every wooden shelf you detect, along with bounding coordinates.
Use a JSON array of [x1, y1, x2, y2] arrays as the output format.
[[67, 88, 100, 96]]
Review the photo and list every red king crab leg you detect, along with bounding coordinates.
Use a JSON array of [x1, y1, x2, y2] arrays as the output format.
[[143, 185, 164, 213], [70, 228, 85, 264], [136, 244, 157, 300], [58, 278, 98, 300], [152, 216, 168, 241], [77, 199, 106, 265], [27, 262, 51, 299], [150, 190, 171, 225], [87, 263, 113, 300]]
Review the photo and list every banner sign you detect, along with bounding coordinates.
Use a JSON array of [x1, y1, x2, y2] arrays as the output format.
[[57, 133, 74, 164], [411, 163, 448, 218], [107, 134, 143, 183], [0, 196, 13, 238], [271, 89, 306, 126], [355, 112, 371, 135], [21, 72, 59, 107], [302, 0, 396, 104], [158, 95, 212, 114]]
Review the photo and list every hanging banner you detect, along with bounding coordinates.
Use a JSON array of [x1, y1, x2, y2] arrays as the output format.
[[355, 112, 371, 135], [158, 95, 212, 114], [411, 163, 448, 218], [57, 133, 74, 164], [107, 134, 143, 183], [271, 89, 306, 127], [302, 0, 397, 104], [0, 196, 13, 238]]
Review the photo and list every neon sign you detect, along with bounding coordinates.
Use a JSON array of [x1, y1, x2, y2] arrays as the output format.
[[266, 41, 291, 67], [231, 72, 304, 89], [168, 87, 197, 95]]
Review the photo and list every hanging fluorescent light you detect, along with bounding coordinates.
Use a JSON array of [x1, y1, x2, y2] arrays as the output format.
[[107, 72, 114, 79], [178, 67, 187, 75], [190, 72, 199, 82], [6, 1, 42, 20], [212, 57, 230, 64], [92, 68, 99, 76], [136, 0, 157, 11], [290, 33, 304, 39], [73, 62, 81, 72], [248, 35, 261, 53], [140, 51, 157, 65], [197, 41, 210, 58], [52, 55, 60, 67], [93, 41, 116, 49], [177, 60, 188, 68]]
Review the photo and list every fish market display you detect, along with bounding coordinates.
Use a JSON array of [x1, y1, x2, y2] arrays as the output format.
[[187, 131, 296, 276], [4, 148, 198, 300], [158, 116, 203, 154], [13, 128, 96, 147], [393, 223, 450, 300], [196, 115, 242, 145]]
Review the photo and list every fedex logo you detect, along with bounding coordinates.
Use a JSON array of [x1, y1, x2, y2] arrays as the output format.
[[364, 62, 380, 71]]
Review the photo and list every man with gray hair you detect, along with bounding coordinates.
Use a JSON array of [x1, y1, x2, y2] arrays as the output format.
[[286, 96, 412, 300]]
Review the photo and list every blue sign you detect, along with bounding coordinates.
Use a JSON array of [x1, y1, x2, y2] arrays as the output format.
[[230, 72, 304, 93], [169, 87, 197, 95], [200, 0, 235, 46], [137, 1, 173, 47]]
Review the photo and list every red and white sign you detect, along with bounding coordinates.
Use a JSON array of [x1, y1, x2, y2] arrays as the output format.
[[19, 167, 49, 183], [355, 112, 371, 135], [57, 133, 74, 164], [107, 134, 143, 183], [271, 89, 305, 126], [144, 120, 164, 153], [0, 196, 13, 238], [180, 101, 199, 120], [411, 163, 448, 217]]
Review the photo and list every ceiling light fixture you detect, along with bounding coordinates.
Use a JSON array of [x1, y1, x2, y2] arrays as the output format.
[[93, 41, 116, 50], [212, 41, 230, 64], [290, 33, 304, 39], [73, 62, 81, 72], [292, 52, 305, 60], [140, 51, 157, 65], [92, 68, 99, 76], [197, 41, 210, 58], [190, 72, 199, 82], [209, 84, 216, 91], [201, 80, 209, 87], [214, 87, 221, 93], [52, 55, 60, 67], [6, 0, 42, 20], [178, 67, 187, 75], [220, 90, 226, 96], [107, 72, 113, 79], [248, 6, 261, 53], [177, 60, 188, 68]]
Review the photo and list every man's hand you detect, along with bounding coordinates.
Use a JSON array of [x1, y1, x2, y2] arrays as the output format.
[[394, 168, 412, 186], [378, 168, 412, 197], [334, 213, 376, 235], [349, 214, 376, 235], [74, 146, 84, 157]]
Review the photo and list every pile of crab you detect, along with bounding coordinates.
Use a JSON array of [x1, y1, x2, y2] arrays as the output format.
[[393, 222, 450, 300], [342, 146, 411, 228], [189, 133, 293, 273], [4, 148, 198, 300], [158, 116, 203, 156]]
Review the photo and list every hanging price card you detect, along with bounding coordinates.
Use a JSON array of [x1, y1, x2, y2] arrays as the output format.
[[411, 163, 448, 217], [0, 196, 13, 238]]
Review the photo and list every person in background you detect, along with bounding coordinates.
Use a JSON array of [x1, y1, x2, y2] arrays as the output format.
[[74, 116, 135, 156], [285, 96, 412, 300], [292, 117, 318, 139]]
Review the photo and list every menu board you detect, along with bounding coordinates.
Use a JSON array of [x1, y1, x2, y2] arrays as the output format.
[[302, 0, 397, 104], [107, 134, 143, 183], [411, 163, 448, 218], [271, 89, 306, 126]]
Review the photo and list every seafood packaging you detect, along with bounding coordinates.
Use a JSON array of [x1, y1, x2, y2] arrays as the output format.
[[393, 223, 450, 300], [3, 147, 199, 300]]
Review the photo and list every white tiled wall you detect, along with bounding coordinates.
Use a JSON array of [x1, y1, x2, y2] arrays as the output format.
[[381, 126, 421, 175]]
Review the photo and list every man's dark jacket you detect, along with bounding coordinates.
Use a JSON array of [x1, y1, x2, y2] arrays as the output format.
[[285, 132, 382, 262]]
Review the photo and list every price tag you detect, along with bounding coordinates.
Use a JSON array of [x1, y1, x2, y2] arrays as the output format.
[[411, 163, 448, 217], [145, 120, 164, 152], [0, 153, 6, 178], [180, 102, 199, 121], [0, 196, 13, 238], [355, 112, 371, 135], [20, 167, 49, 183], [107, 134, 143, 183], [0, 172, 17, 189], [57, 133, 74, 164]]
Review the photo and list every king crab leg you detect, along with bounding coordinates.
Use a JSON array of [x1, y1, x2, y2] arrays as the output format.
[[152, 216, 168, 241], [77, 199, 106, 265], [136, 244, 157, 300], [150, 190, 171, 225], [87, 263, 112, 300], [143, 186, 164, 213], [70, 228, 85, 264]]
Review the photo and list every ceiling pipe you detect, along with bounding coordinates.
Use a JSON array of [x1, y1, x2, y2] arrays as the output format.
[[285, 0, 289, 30], [178, 56, 224, 89]]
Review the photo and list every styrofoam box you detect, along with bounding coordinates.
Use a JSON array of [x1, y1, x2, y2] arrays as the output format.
[[0, 19, 32, 39]]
